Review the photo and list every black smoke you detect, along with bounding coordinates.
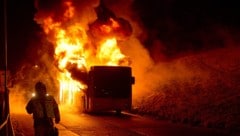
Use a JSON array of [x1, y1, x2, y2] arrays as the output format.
[[132, 0, 240, 61]]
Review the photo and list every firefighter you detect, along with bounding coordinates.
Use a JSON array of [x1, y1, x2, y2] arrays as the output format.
[[26, 81, 60, 136]]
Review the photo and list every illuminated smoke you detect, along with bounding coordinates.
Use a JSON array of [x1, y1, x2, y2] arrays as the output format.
[[8, 1, 240, 129]]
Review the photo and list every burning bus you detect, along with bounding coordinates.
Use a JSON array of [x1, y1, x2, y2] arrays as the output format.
[[33, 0, 135, 113], [59, 65, 135, 113]]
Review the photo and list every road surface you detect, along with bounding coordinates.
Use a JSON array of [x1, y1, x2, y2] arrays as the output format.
[[10, 109, 234, 136]]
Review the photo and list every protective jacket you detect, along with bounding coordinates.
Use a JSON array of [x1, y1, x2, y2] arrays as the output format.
[[26, 95, 60, 127]]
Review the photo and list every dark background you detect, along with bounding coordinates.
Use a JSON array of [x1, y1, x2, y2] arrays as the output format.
[[1, 0, 240, 72], [133, 0, 240, 60], [0, 0, 38, 71]]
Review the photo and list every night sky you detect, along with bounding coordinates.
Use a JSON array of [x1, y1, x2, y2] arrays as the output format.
[[1, 0, 240, 72]]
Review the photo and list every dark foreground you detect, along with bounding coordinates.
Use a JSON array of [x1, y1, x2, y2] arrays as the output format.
[[10, 110, 238, 136]]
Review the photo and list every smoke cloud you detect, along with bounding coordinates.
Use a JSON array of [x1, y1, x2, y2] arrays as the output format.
[[9, 0, 240, 117]]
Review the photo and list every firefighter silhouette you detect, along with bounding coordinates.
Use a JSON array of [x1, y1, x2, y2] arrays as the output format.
[[26, 81, 60, 136]]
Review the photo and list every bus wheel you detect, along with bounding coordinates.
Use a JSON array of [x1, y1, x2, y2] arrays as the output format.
[[116, 109, 121, 115]]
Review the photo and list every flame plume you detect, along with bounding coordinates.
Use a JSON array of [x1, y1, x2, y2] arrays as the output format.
[[34, 0, 132, 105]]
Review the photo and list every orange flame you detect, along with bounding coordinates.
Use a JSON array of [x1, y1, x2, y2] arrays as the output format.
[[97, 38, 125, 65], [38, 1, 130, 105]]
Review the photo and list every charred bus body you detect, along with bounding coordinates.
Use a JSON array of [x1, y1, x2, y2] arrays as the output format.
[[83, 66, 135, 114]]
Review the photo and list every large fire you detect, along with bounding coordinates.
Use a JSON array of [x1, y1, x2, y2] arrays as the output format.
[[35, 0, 132, 105]]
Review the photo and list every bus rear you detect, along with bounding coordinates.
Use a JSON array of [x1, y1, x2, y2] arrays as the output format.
[[83, 66, 134, 114]]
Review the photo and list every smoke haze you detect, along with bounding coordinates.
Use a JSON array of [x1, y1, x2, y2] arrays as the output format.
[[7, 0, 240, 123]]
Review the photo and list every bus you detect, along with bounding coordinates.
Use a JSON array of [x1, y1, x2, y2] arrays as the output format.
[[83, 66, 135, 114]]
